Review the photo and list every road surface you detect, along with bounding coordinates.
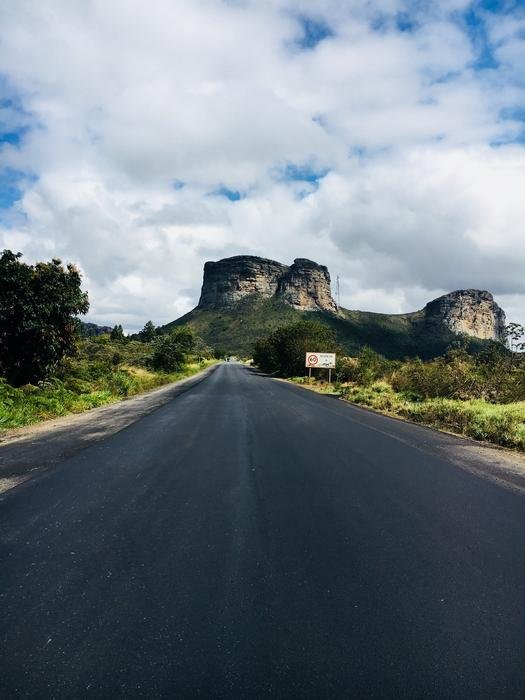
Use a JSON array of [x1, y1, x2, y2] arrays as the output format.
[[1, 362, 524, 698]]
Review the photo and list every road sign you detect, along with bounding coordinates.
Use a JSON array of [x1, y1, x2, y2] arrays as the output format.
[[305, 352, 336, 369]]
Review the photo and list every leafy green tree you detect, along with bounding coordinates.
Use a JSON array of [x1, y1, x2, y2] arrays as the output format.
[[110, 324, 125, 342], [139, 320, 157, 342], [168, 326, 195, 351], [253, 320, 338, 376], [0, 250, 89, 385], [150, 333, 187, 372]]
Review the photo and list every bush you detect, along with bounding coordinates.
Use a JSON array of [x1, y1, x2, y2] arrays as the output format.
[[399, 399, 525, 450], [0, 320, 216, 431], [353, 347, 398, 386], [341, 381, 525, 451], [253, 320, 339, 376], [390, 349, 525, 403], [149, 329, 194, 372]]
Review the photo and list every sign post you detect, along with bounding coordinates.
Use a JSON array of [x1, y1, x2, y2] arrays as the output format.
[[305, 352, 336, 384]]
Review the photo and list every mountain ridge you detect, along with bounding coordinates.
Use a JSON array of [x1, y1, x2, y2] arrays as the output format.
[[165, 255, 507, 358]]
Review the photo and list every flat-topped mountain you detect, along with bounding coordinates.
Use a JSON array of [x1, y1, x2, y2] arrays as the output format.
[[166, 255, 507, 357], [198, 255, 337, 313]]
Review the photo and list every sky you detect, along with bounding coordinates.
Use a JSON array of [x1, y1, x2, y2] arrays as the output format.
[[1, 0, 525, 331]]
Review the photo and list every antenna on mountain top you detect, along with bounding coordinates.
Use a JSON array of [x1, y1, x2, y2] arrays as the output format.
[[336, 275, 341, 308]]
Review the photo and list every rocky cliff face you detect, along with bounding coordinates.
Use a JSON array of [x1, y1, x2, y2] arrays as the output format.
[[197, 255, 338, 313], [424, 290, 506, 342], [277, 258, 337, 312], [198, 256, 287, 309], [196, 256, 507, 343]]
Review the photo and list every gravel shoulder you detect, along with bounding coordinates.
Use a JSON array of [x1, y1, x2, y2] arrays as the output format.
[[0, 363, 220, 492]]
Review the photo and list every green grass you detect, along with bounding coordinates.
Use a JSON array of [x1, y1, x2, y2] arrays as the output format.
[[340, 381, 525, 451], [287, 377, 525, 451], [0, 359, 218, 432]]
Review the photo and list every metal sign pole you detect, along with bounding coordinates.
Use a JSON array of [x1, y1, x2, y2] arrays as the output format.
[[328, 368, 331, 385]]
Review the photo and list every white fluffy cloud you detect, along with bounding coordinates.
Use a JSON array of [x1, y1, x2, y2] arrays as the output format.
[[0, 0, 524, 329]]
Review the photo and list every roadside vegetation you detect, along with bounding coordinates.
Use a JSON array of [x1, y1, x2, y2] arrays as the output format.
[[254, 320, 525, 451], [0, 250, 216, 432]]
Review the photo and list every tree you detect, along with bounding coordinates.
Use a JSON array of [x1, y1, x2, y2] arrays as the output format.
[[150, 333, 186, 372], [139, 320, 157, 342], [110, 324, 125, 342], [253, 320, 338, 376], [193, 335, 213, 361], [504, 323, 524, 368], [504, 323, 524, 347], [168, 326, 195, 352], [0, 250, 89, 385]]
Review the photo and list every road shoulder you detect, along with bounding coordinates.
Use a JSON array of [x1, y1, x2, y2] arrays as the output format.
[[0, 363, 220, 493], [278, 377, 525, 495]]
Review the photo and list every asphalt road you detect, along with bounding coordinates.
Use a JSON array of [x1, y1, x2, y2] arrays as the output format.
[[1, 362, 524, 699]]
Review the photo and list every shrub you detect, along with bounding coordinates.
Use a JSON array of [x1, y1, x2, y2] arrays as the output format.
[[150, 332, 189, 372], [253, 320, 339, 376]]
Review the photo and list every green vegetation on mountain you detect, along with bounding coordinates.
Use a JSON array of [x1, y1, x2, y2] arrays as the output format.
[[165, 295, 494, 359], [165, 296, 302, 357]]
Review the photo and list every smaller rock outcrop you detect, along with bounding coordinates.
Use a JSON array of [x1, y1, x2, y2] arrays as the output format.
[[424, 290, 506, 342]]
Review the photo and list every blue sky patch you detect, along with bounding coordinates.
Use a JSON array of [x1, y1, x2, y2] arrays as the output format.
[[278, 162, 329, 184], [209, 186, 245, 201], [294, 15, 334, 50], [0, 125, 28, 147], [459, 5, 499, 70], [371, 10, 418, 34], [395, 12, 417, 32], [496, 107, 525, 143], [478, 0, 515, 12], [0, 168, 26, 209], [500, 106, 525, 121], [1, 76, 33, 151]]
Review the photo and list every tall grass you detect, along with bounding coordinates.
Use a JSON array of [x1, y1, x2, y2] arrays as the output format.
[[0, 360, 216, 432], [341, 381, 525, 451]]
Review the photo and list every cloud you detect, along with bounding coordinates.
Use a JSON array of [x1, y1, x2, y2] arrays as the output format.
[[0, 0, 524, 330]]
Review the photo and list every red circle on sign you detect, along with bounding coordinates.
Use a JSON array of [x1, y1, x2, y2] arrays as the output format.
[[308, 354, 318, 365]]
